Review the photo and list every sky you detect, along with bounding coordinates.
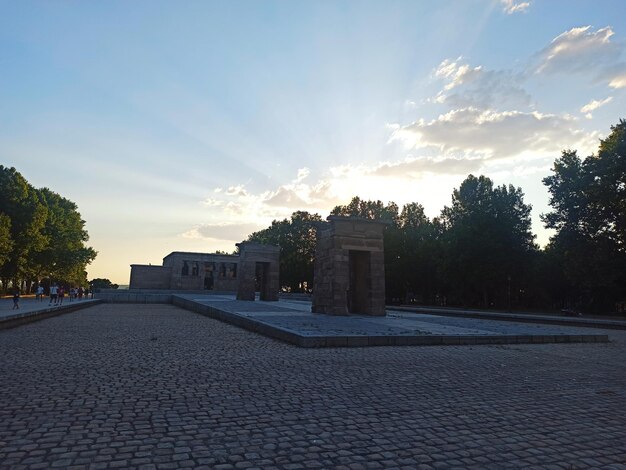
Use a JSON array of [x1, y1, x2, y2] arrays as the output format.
[[2, 0, 626, 284]]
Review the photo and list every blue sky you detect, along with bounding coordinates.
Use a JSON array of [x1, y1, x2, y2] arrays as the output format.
[[2, 0, 626, 283]]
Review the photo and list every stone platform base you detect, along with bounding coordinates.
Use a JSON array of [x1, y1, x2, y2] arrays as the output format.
[[172, 295, 609, 348]]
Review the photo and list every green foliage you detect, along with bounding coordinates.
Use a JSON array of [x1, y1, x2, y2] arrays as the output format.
[[331, 196, 399, 224], [0, 165, 97, 292], [441, 175, 536, 308], [0, 214, 13, 268], [542, 119, 626, 311], [0, 166, 48, 286], [89, 278, 119, 289], [440, 175, 536, 308], [398, 203, 443, 305], [248, 211, 322, 292], [32, 188, 97, 285]]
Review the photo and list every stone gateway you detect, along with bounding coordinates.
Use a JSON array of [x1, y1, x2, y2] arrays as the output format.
[[312, 216, 388, 316], [236, 242, 280, 301]]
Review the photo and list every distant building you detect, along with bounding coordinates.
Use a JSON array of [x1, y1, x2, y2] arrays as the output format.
[[130, 251, 239, 291]]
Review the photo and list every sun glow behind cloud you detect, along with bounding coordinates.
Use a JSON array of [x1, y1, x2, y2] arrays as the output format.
[[175, 23, 621, 257]]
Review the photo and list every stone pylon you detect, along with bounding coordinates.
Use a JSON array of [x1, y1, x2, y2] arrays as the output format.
[[236, 242, 280, 301], [312, 216, 388, 316]]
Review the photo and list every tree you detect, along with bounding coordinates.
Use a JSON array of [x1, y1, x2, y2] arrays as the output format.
[[587, 119, 626, 249], [247, 211, 322, 292], [32, 188, 97, 286], [90, 278, 119, 289], [397, 203, 443, 305], [0, 166, 97, 292], [440, 175, 536, 308], [542, 120, 626, 311], [0, 214, 13, 268], [0, 166, 48, 290], [330, 196, 399, 224]]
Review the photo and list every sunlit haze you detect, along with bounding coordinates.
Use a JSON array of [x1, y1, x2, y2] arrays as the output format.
[[2, 0, 626, 284]]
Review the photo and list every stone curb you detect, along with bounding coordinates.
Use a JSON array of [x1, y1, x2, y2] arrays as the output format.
[[388, 306, 626, 330], [0, 299, 104, 330]]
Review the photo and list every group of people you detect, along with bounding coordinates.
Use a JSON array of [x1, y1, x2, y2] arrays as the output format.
[[9, 285, 91, 310], [45, 285, 89, 306]]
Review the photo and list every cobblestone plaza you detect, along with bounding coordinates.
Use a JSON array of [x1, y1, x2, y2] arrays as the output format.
[[1, 304, 625, 469]]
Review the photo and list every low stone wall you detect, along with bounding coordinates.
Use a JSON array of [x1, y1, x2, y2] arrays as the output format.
[[0, 299, 103, 330], [129, 264, 171, 289], [94, 292, 173, 304], [93, 289, 236, 304]]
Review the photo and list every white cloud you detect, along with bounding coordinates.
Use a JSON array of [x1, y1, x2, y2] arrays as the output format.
[[372, 156, 483, 177], [263, 186, 309, 208], [225, 202, 244, 215], [225, 185, 249, 197], [259, 177, 343, 211], [390, 108, 597, 159], [435, 58, 483, 91], [182, 223, 264, 241], [432, 59, 531, 109], [295, 167, 310, 183], [580, 96, 613, 119], [536, 26, 619, 75], [500, 0, 531, 14], [202, 198, 223, 207], [409, 27, 621, 165], [608, 71, 626, 89], [532, 26, 626, 90], [430, 27, 626, 114]]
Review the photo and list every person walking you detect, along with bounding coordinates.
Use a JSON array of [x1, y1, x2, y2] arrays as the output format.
[[13, 288, 20, 310], [49, 283, 58, 306], [12, 289, 20, 310], [36, 285, 44, 301], [58, 286, 65, 305]]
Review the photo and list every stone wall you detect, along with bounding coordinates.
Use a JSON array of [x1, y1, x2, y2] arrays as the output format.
[[129, 252, 241, 291], [163, 252, 239, 292], [129, 265, 172, 289]]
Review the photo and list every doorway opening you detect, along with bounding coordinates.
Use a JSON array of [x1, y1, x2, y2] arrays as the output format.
[[348, 250, 371, 314], [255, 262, 271, 300], [204, 262, 215, 290]]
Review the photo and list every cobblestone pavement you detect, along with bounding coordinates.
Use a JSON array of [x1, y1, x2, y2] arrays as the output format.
[[1, 304, 625, 470]]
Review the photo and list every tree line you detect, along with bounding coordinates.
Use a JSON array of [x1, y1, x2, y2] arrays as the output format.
[[249, 120, 626, 314], [0, 166, 97, 294]]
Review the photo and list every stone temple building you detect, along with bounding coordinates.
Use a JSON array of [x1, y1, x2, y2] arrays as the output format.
[[129, 243, 281, 299], [130, 251, 239, 291]]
